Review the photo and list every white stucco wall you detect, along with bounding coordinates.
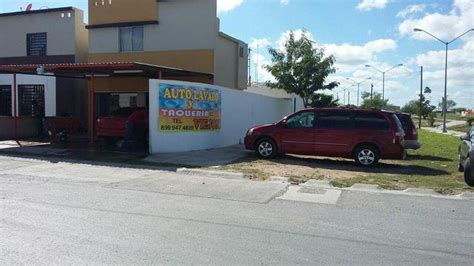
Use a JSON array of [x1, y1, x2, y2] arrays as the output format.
[[149, 79, 294, 153], [0, 74, 56, 117], [245, 86, 306, 112]]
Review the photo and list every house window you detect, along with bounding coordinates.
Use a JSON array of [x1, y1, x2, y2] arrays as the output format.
[[27, 33, 47, 56], [18, 85, 45, 117], [0, 85, 12, 116], [239, 47, 244, 58], [120, 26, 144, 52]]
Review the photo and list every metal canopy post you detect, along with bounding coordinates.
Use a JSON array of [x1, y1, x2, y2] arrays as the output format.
[[13, 73, 17, 140], [88, 73, 95, 145]]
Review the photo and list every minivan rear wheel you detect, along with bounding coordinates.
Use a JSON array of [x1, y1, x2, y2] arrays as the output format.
[[354, 145, 380, 166], [256, 138, 277, 159]]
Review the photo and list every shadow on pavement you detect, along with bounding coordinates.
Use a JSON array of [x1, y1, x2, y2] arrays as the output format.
[[0, 140, 180, 171], [406, 154, 453, 162]]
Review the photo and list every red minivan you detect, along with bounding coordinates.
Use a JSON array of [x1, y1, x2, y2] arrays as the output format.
[[244, 108, 406, 166]]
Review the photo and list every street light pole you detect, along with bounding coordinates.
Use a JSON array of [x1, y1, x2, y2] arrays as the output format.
[[382, 72, 385, 101], [413, 28, 474, 133], [365, 64, 403, 101], [346, 77, 372, 107]]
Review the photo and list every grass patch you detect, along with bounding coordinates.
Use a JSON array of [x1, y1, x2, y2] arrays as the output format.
[[448, 123, 470, 133], [217, 162, 271, 180], [333, 129, 470, 194]]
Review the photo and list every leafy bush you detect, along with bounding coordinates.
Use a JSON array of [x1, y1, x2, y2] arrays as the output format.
[[427, 113, 437, 127], [467, 117, 474, 126]]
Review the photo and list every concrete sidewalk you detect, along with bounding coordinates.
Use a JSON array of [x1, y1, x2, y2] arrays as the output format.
[[422, 127, 466, 137], [145, 144, 250, 167]]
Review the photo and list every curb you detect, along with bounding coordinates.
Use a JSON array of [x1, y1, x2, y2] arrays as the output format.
[[268, 176, 290, 183], [298, 181, 474, 201], [176, 168, 246, 179]]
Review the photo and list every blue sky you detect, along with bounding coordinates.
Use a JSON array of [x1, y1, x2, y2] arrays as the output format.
[[1, 0, 472, 108]]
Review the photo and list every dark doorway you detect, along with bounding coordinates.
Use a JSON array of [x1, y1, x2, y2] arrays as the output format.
[[0, 85, 12, 116]]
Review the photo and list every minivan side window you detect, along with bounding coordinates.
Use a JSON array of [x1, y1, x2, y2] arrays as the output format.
[[286, 112, 315, 128], [354, 113, 390, 130], [316, 112, 353, 129]]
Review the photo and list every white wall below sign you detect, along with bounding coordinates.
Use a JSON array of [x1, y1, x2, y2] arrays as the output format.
[[0, 74, 56, 117], [149, 79, 294, 153]]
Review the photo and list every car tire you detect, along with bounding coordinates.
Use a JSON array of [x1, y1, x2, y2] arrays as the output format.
[[256, 138, 278, 159], [103, 137, 118, 146], [354, 145, 380, 167], [464, 160, 473, 187]]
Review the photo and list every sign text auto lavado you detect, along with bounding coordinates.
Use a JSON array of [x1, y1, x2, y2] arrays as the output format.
[[158, 83, 221, 132]]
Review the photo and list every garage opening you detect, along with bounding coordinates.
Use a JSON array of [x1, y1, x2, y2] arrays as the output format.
[[0, 85, 12, 116]]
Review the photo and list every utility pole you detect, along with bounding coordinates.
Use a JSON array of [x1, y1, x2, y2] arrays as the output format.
[[343, 88, 346, 105], [348, 91, 351, 105], [248, 48, 252, 86], [255, 43, 259, 87], [370, 84, 374, 105], [419, 66, 423, 129]]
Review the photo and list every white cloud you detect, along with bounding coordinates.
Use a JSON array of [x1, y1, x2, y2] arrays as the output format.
[[249, 38, 271, 49], [324, 39, 397, 66], [217, 0, 244, 13], [280, 0, 290, 5], [357, 0, 390, 11], [396, 4, 426, 18], [415, 39, 474, 68], [251, 52, 274, 83], [399, 0, 474, 41]]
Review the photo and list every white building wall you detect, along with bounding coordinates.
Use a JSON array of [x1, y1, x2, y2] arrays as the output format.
[[149, 79, 293, 153], [0, 74, 56, 117]]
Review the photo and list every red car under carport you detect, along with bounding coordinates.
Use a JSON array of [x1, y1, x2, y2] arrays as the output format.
[[97, 108, 148, 141]]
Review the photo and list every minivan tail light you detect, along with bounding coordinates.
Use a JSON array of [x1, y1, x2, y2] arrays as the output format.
[[412, 128, 417, 136], [393, 131, 403, 144]]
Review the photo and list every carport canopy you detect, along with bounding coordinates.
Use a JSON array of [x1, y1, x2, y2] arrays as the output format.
[[0, 62, 214, 144], [0, 62, 214, 80]]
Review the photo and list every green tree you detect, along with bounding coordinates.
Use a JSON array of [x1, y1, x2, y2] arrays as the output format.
[[265, 31, 339, 108], [309, 93, 339, 108], [401, 87, 436, 119], [360, 92, 389, 109], [438, 97, 457, 111]]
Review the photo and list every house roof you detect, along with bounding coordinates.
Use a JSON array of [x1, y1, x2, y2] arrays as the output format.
[[0, 7, 75, 18], [0, 62, 214, 80]]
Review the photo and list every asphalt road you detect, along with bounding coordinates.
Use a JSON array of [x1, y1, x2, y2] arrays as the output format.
[[1, 156, 473, 265]]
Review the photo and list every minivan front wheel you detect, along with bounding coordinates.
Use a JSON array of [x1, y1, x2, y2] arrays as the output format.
[[256, 138, 277, 159], [354, 145, 380, 166]]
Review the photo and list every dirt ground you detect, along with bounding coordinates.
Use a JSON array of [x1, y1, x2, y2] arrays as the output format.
[[214, 153, 412, 183]]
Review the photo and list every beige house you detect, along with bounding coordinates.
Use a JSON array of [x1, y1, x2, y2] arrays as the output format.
[[87, 0, 248, 90]]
